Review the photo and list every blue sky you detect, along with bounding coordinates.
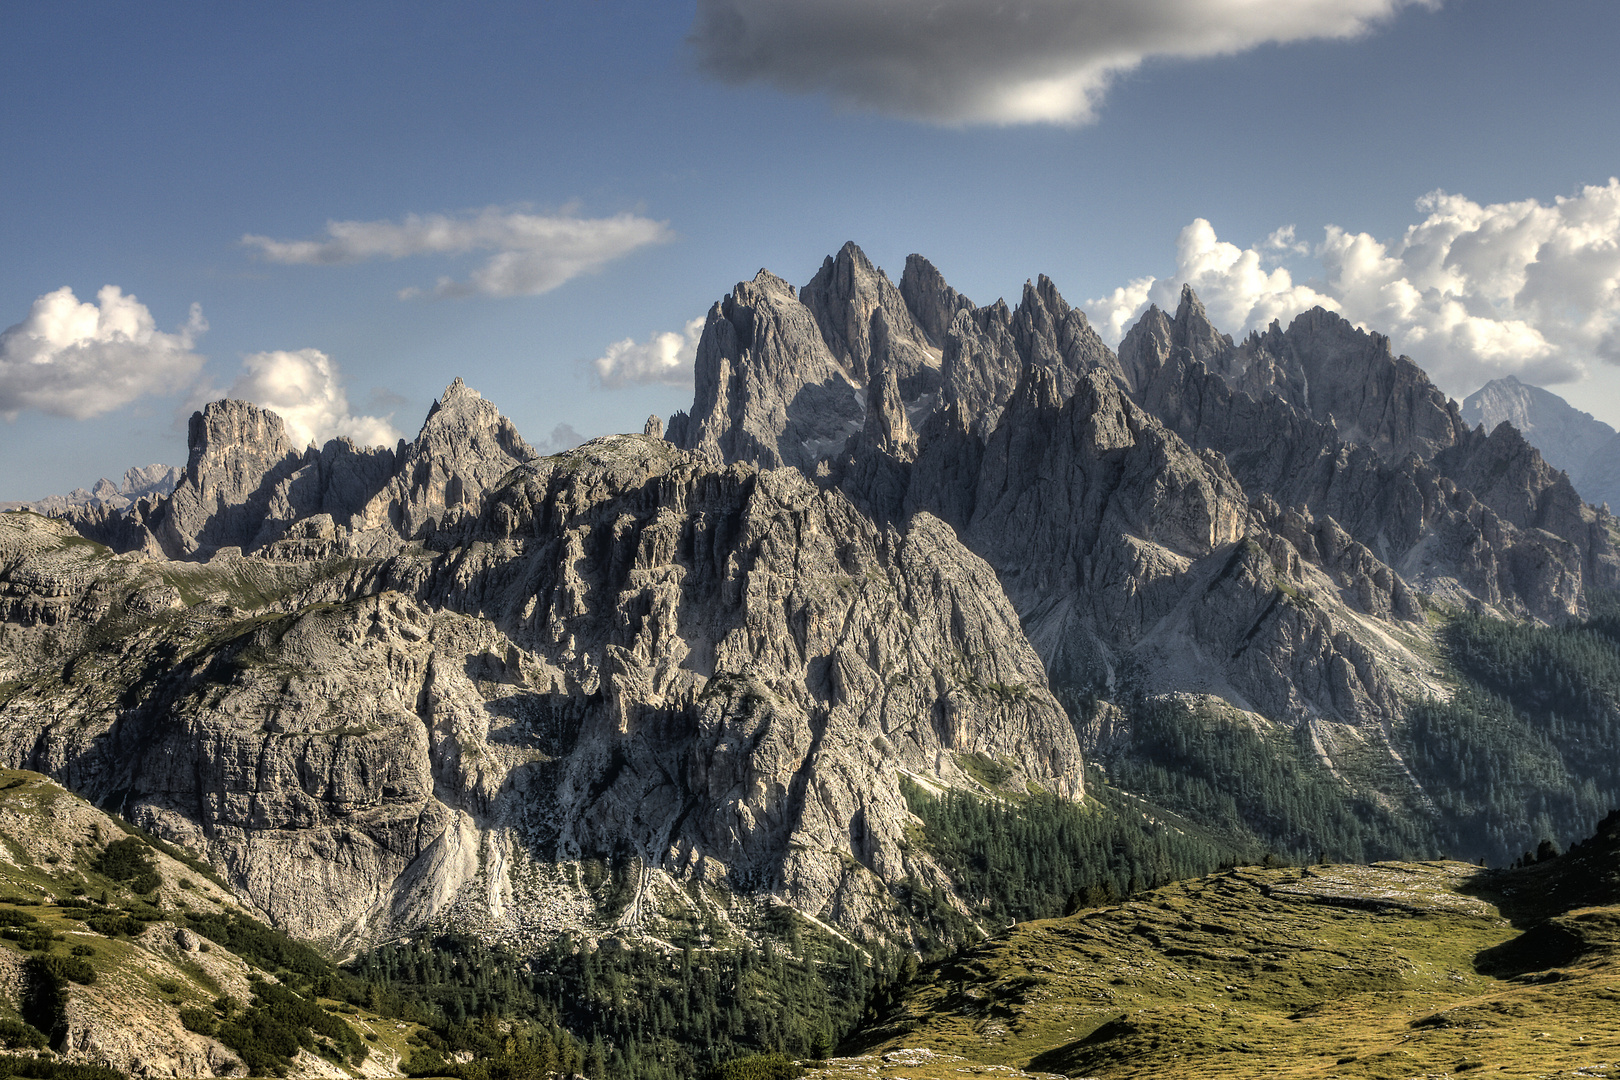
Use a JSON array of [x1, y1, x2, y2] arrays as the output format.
[[3, 0, 1619, 500]]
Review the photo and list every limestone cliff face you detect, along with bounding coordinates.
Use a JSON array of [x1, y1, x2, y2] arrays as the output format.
[[668, 243, 1121, 464], [668, 269, 862, 471], [800, 241, 941, 394], [11, 242, 1620, 967], [901, 369, 1428, 730], [151, 400, 315, 557], [1124, 299, 1468, 463], [667, 249, 1615, 748], [73, 380, 536, 562], [1462, 375, 1620, 514], [0, 427, 1082, 950], [665, 251, 1443, 732], [1127, 302, 1616, 619]]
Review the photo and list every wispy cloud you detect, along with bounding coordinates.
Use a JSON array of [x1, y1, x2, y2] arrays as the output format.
[[690, 0, 1435, 126], [1085, 178, 1620, 394], [243, 207, 673, 299], [590, 317, 705, 389], [537, 422, 587, 454], [0, 286, 206, 420]]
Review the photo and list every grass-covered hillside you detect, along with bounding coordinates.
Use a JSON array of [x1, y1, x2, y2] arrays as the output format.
[[821, 835, 1620, 1079]]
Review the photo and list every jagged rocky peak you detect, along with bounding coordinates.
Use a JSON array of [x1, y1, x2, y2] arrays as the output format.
[[1010, 274, 1125, 396], [898, 252, 975, 346], [147, 399, 313, 557], [1120, 294, 1468, 465], [74, 378, 540, 559], [1132, 310, 1614, 620], [185, 398, 303, 493], [1463, 375, 1620, 511], [929, 278, 1115, 440], [944, 366, 1426, 729], [0, 430, 1087, 947], [357, 376, 538, 538], [668, 266, 859, 471], [671, 245, 1134, 475], [1235, 307, 1470, 462], [966, 367, 1251, 611], [800, 241, 939, 389], [1116, 284, 1231, 395]]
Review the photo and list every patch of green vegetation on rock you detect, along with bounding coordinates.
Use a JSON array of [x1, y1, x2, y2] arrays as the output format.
[[952, 752, 1015, 791]]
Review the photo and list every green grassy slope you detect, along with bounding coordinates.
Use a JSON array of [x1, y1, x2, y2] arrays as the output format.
[[822, 848, 1620, 1080]]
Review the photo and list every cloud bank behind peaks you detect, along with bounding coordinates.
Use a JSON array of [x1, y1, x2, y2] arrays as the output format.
[[690, 0, 1434, 126], [0, 286, 206, 420], [244, 207, 673, 299], [228, 349, 401, 449], [1085, 179, 1620, 395]]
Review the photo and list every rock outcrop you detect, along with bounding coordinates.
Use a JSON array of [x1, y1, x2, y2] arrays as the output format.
[[8, 240, 1620, 988], [1121, 298, 1618, 618], [71, 379, 537, 561], [1463, 375, 1620, 512], [1125, 299, 1468, 463], [668, 243, 1121, 466], [903, 368, 1433, 728], [0, 418, 1084, 950]]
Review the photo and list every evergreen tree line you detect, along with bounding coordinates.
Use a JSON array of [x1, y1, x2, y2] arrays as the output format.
[[898, 770, 1237, 928], [1397, 598, 1620, 863], [346, 920, 904, 1080], [1099, 699, 1435, 865]]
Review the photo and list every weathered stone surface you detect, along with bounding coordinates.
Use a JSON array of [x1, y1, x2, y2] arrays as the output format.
[[936, 369, 1426, 727], [1116, 285, 1231, 398], [150, 400, 311, 557], [898, 254, 975, 348], [9, 244, 1619, 996], [70, 379, 537, 561], [1132, 320, 1609, 619], [1463, 375, 1620, 512], [0, 429, 1085, 950], [668, 269, 862, 471], [801, 241, 940, 394], [355, 377, 536, 539], [671, 244, 1122, 469]]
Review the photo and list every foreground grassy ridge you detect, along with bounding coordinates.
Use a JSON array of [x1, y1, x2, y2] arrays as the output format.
[[822, 860, 1620, 1079]]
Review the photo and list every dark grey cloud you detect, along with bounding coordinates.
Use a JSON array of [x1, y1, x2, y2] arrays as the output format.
[[691, 0, 1435, 126]]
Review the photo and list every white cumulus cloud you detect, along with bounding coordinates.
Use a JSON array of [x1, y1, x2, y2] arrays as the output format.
[[690, 0, 1435, 126], [1087, 218, 1335, 343], [228, 348, 401, 449], [0, 286, 206, 420], [591, 317, 705, 389], [1084, 178, 1620, 395], [243, 207, 673, 299]]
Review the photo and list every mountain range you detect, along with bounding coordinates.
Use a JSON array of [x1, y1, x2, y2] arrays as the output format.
[[2, 241, 1620, 1075]]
